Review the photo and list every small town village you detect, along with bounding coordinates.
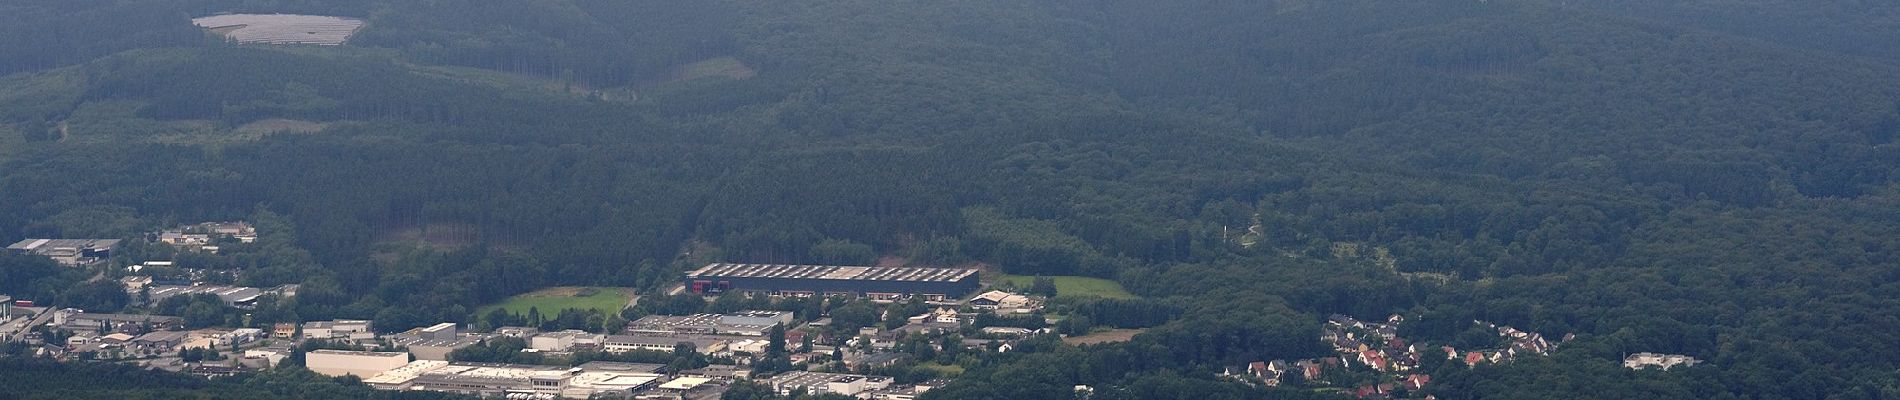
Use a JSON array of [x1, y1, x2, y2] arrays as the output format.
[[1221, 314, 1701, 399], [2, 223, 1706, 399], [1, 223, 1065, 399]]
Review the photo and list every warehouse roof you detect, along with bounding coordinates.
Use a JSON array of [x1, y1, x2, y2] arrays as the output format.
[[309, 349, 409, 358], [7, 239, 121, 253], [687, 264, 977, 282]]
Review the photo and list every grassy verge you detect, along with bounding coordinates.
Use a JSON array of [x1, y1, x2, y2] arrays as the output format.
[[1062, 328, 1146, 346], [476, 286, 633, 316], [917, 363, 965, 377], [996, 274, 1135, 299]]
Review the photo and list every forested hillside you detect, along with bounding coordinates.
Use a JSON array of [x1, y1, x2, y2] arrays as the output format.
[[3, 0, 1900, 398]]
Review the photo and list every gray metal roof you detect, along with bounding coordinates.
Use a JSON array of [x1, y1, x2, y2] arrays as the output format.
[[687, 263, 977, 282]]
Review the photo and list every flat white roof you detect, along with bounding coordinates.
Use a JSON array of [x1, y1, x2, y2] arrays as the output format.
[[309, 349, 408, 358], [659, 377, 713, 390], [364, 360, 450, 384]]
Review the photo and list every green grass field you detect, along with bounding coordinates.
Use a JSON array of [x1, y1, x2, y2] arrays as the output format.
[[996, 274, 1135, 299], [916, 363, 965, 377], [476, 286, 633, 316]]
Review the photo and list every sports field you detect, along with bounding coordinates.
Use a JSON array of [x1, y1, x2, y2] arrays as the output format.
[[476, 286, 633, 316], [996, 274, 1135, 299]]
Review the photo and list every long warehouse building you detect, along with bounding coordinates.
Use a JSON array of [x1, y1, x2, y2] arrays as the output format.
[[684, 263, 979, 301]]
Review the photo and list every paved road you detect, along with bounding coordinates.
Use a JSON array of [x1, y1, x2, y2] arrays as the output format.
[[0, 307, 55, 342]]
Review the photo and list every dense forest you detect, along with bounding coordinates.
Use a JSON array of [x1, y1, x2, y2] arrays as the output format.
[[4, 0, 1900, 398]]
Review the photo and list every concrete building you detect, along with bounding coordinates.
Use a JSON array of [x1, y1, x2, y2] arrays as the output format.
[[130, 331, 186, 356], [244, 346, 291, 368], [872, 379, 950, 400], [1624, 353, 1700, 370], [385, 322, 479, 360], [362, 360, 450, 390], [767, 371, 894, 397], [53, 310, 184, 332], [495, 326, 539, 338], [157, 222, 258, 248], [530, 330, 603, 352], [658, 376, 714, 395], [602, 334, 726, 355], [199, 221, 258, 242], [306, 350, 412, 378], [684, 263, 980, 301], [727, 339, 769, 355], [365, 361, 665, 398], [228, 328, 266, 343], [414, 322, 458, 340], [564, 370, 664, 398], [968, 290, 1039, 314], [7, 239, 121, 266], [727, 310, 795, 326], [407, 362, 577, 397], [392, 335, 483, 361], [302, 320, 373, 340]]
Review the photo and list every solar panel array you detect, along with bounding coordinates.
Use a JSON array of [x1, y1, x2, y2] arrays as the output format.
[[688, 263, 977, 282], [191, 14, 365, 45]]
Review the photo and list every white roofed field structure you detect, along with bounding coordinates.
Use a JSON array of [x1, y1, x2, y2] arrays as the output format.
[[191, 14, 365, 45]]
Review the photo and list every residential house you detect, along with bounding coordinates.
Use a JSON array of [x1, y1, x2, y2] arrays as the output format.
[[1296, 360, 1322, 381]]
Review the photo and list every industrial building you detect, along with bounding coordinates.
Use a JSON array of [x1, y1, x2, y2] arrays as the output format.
[[628, 310, 790, 336], [385, 322, 485, 360], [302, 319, 374, 340], [392, 335, 483, 361], [602, 334, 727, 354], [52, 310, 183, 332], [684, 263, 980, 301], [365, 361, 665, 398], [146, 285, 287, 309], [529, 330, 603, 352], [766, 371, 895, 397], [306, 350, 412, 378], [6, 239, 121, 266]]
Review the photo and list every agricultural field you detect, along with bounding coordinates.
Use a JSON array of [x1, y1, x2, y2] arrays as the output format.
[[1062, 328, 1146, 346], [477, 287, 634, 316], [995, 274, 1134, 299]]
